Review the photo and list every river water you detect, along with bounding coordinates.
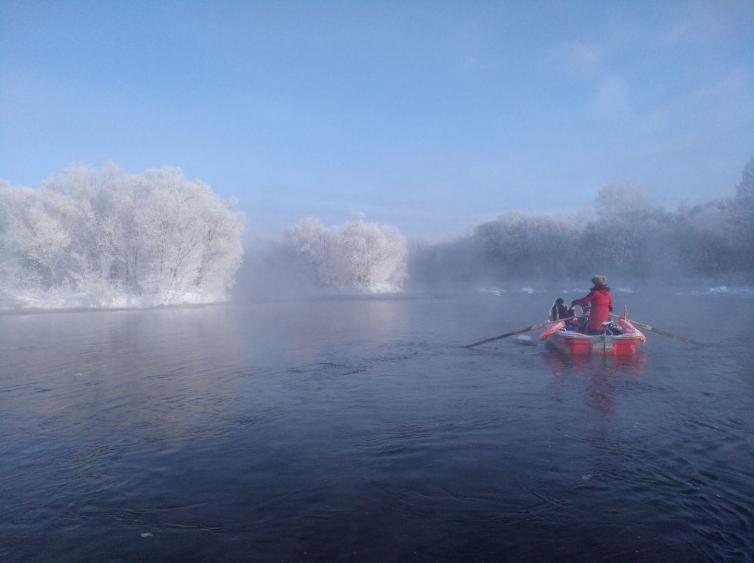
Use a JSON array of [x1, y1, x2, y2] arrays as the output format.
[[1, 290, 752, 561]]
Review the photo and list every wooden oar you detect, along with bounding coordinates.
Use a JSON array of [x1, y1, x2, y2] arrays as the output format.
[[465, 314, 589, 349], [465, 321, 550, 348], [611, 315, 703, 345], [465, 311, 593, 348]]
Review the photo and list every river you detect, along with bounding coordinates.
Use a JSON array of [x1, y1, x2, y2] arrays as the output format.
[[1, 289, 752, 561]]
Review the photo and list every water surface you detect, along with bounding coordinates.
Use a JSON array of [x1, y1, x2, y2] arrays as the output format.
[[1, 291, 752, 561]]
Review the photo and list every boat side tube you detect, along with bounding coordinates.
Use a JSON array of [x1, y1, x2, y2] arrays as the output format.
[[539, 320, 565, 341], [618, 318, 647, 342]]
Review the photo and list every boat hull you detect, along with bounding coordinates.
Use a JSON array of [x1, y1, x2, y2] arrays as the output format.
[[544, 329, 645, 356]]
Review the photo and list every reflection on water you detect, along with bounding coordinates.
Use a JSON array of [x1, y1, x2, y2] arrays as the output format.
[[541, 348, 647, 416]]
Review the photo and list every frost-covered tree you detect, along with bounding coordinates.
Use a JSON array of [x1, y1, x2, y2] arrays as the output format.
[[284, 216, 407, 292], [733, 157, 754, 271], [0, 165, 244, 308], [473, 212, 577, 278], [0, 184, 74, 291], [737, 156, 754, 201], [579, 185, 671, 275], [668, 158, 754, 277], [672, 201, 738, 275], [408, 157, 754, 286]]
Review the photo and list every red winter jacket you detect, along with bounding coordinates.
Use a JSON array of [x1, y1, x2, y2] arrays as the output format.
[[573, 287, 613, 331]]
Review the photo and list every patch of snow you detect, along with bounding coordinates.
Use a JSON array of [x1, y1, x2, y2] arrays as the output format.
[[680, 285, 754, 297]]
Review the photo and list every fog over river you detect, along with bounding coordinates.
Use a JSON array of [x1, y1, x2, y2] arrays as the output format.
[[1, 289, 752, 561]]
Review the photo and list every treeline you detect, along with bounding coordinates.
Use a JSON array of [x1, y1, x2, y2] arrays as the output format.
[[409, 158, 754, 286], [2, 158, 751, 307]]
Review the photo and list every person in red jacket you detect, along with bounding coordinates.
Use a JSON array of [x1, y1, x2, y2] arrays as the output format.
[[572, 275, 613, 334]]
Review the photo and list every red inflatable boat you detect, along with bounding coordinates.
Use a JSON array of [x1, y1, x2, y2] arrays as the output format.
[[539, 318, 646, 356]]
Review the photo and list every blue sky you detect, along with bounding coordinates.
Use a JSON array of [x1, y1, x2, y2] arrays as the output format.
[[1, 0, 753, 239]]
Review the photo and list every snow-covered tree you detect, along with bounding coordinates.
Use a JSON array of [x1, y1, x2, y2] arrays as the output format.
[[284, 216, 407, 292], [408, 157, 754, 285], [473, 212, 577, 277], [0, 165, 244, 308]]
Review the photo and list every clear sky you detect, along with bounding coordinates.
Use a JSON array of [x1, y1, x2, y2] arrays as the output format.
[[1, 0, 753, 239]]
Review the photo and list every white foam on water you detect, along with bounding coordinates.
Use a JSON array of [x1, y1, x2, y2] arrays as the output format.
[[514, 334, 536, 346], [476, 287, 504, 295]]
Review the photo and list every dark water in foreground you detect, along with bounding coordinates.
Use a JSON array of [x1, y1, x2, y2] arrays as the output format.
[[1, 291, 753, 562]]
